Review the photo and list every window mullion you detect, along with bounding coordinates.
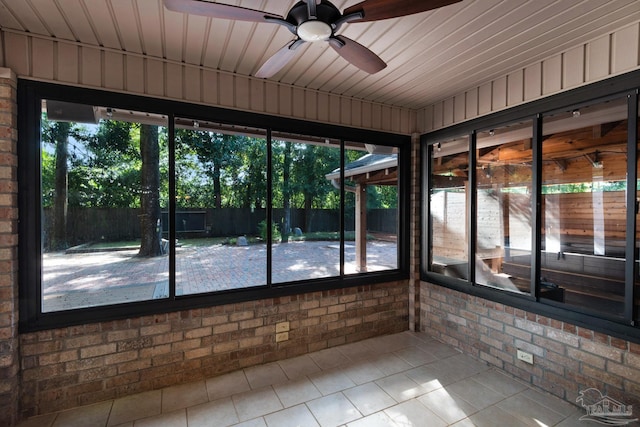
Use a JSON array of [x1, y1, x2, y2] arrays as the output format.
[[469, 132, 477, 285], [531, 114, 543, 298], [625, 91, 638, 324], [169, 114, 176, 299], [267, 129, 273, 287]]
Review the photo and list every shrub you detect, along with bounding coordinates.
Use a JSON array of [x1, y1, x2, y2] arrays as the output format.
[[258, 220, 281, 242]]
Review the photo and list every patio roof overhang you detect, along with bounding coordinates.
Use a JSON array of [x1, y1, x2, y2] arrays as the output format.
[[325, 153, 399, 273]]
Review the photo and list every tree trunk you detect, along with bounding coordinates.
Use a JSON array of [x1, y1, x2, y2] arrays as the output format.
[[213, 164, 222, 209], [281, 142, 292, 243], [52, 122, 70, 251], [138, 124, 162, 257], [304, 195, 312, 233]]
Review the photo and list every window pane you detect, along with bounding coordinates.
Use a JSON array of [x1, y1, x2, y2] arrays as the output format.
[[174, 119, 267, 294], [475, 121, 533, 295], [429, 137, 470, 279], [342, 143, 399, 274], [542, 97, 628, 317], [41, 101, 169, 311], [271, 136, 342, 283]]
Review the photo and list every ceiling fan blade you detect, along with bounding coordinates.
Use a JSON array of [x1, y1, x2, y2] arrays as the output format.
[[163, 0, 283, 22], [329, 35, 386, 74], [255, 40, 305, 78], [343, 0, 462, 22]]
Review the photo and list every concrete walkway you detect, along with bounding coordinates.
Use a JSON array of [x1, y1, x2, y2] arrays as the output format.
[[43, 240, 397, 312]]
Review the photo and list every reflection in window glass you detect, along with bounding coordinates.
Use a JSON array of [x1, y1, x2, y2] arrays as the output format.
[[174, 119, 267, 294], [271, 137, 342, 283], [429, 137, 470, 279], [41, 101, 169, 311], [542, 97, 628, 317], [475, 121, 533, 295], [341, 144, 399, 274]]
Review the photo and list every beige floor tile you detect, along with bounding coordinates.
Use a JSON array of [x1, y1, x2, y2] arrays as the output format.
[[108, 390, 162, 426], [309, 347, 351, 370], [384, 399, 447, 427], [469, 369, 528, 397], [263, 404, 320, 427], [133, 409, 187, 427], [520, 388, 576, 415], [441, 354, 490, 381], [206, 370, 251, 401], [393, 346, 438, 367], [346, 411, 400, 427], [231, 418, 267, 427], [362, 333, 414, 354], [496, 392, 568, 426], [418, 387, 479, 424], [449, 418, 477, 427], [343, 383, 397, 416], [336, 340, 376, 362], [423, 341, 462, 359], [342, 360, 386, 385], [555, 408, 592, 427], [18, 332, 593, 427], [307, 392, 362, 427], [368, 353, 413, 376], [277, 354, 321, 380], [377, 372, 439, 402], [187, 397, 239, 427], [244, 362, 289, 389], [232, 387, 283, 422], [273, 377, 321, 408], [468, 404, 529, 427], [404, 363, 450, 389], [446, 378, 506, 410], [308, 368, 356, 395], [52, 400, 112, 427], [161, 380, 208, 413]]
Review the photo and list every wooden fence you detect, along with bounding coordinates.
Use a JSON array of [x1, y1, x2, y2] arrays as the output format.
[[43, 207, 397, 248]]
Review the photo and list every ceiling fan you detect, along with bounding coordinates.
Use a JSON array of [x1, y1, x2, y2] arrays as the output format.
[[164, 0, 461, 78]]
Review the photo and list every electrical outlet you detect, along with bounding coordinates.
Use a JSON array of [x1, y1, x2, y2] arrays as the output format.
[[517, 349, 534, 364]]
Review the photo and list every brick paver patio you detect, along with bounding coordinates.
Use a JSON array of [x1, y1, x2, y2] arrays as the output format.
[[43, 240, 397, 312]]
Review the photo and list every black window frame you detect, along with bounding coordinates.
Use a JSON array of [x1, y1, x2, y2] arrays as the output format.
[[421, 69, 640, 343], [18, 80, 410, 332]]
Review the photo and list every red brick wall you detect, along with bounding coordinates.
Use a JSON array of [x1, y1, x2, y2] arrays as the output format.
[[0, 68, 19, 427], [421, 281, 640, 409], [19, 282, 408, 418]]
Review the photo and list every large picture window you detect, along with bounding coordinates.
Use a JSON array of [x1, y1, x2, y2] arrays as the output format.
[[19, 82, 409, 330], [422, 72, 640, 340]]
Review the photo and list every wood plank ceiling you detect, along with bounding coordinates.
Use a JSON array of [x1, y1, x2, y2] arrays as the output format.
[[1, 0, 639, 110]]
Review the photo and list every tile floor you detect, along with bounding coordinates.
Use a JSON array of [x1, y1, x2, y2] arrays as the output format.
[[17, 331, 589, 427]]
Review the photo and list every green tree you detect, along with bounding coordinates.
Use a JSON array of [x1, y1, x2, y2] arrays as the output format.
[[175, 129, 241, 209]]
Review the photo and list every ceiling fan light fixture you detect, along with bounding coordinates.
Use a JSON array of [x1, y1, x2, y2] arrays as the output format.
[[297, 20, 332, 42]]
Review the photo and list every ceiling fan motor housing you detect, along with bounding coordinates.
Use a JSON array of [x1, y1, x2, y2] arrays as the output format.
[[287, 1, 342, 32]]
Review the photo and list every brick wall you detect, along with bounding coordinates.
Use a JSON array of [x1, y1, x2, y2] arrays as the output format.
[[19, 281, 408, 418], [420, 281, 640, 409], [0, 68, 19, 427]]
